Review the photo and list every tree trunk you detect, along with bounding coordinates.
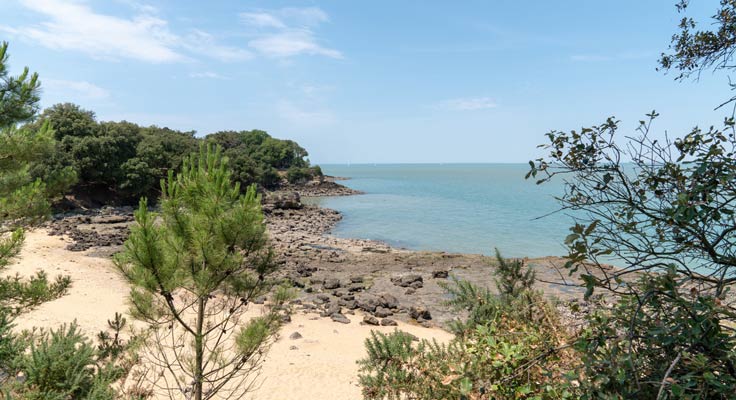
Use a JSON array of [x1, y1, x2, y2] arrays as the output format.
[[194, 295, 206, 400]]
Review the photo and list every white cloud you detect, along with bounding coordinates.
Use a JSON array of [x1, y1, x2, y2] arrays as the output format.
[[440, 97, 497, 111], [239, 12, 286, 29], [184, 30, 252, 62], [189, 71, 228, 80], [10, 0, 185, 63], [5, 0, 252, 63], [249, 30, 342, 59], [240, 7, 341, 59], [44, 79, 110, 99], [279, 7, 329, 26]]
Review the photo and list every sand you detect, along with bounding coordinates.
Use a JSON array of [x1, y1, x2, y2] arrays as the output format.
[[7, 229, 454, 399]]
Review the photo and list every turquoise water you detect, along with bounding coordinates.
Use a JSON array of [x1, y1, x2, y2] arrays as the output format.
[[308, 164, 573, 258]]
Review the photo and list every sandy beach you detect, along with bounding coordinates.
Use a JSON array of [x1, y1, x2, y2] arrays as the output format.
[[7, 228, 453, 399]]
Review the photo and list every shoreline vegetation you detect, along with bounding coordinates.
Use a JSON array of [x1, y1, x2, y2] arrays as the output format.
[[5, 1, 736, 396]]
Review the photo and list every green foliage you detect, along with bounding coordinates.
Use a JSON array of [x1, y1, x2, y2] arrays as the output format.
[[28, 106, 317, 200], [286, 166, 314, 184], [0, 271, 71, 316], [207, 129, 311, 189], [114, 144, 289, 399], [570, 269, 736, 399], [360, 253, 573, 399], [13, 323, 121, 400], [0, 42, 40, 127]]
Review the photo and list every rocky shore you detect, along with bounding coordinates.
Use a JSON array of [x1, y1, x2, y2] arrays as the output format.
[[42, 179, 594, 331]]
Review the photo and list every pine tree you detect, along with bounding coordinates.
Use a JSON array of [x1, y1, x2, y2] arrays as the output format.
[[115, 144, 290, 399]]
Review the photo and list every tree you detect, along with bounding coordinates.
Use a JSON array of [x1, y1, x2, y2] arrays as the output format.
[[114, 145, 291, 399], [524, 2, 736, 396], [0, 42, 40, 127]]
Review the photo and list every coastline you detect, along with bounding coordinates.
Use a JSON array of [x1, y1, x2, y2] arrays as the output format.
[[39, 179, 594, 328]]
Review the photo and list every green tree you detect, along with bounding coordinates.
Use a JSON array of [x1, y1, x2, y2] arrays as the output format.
[[0, 42, 40, 127], [114, 145, 291, 399], [525, 2, 736, 396]]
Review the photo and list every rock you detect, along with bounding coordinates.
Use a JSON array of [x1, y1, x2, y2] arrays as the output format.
[[393, 274, 423, 288], [348, 283, 365, 292], [374, 307, 393, 318], [409, 306, 432, 321], [357, 296, 380, 313], [289, 345, 299, 350], [339, 299, 358, 310], [420, 321, 433, 328], [432, 270, 449, 279], [289, 332, 303, 340], [265, 191, 302, 210], [316, 293, 331, 303], [323, 278, 341, 290], [409, 280, 423, 289], [296, 265, 316, 277], [405, 288, 416, 295], [309, 277, 324, 285], [380, 293, 399, 309], [253, 296, 266, 305], [380, 318, 398, 326], [363, 315, 380, 326], [331, 313, 351, 324], [350, 276, 364, 283], [281, 314, 291, 323], [326, 302, 341, 316]]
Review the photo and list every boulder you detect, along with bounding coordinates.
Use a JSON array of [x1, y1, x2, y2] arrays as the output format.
[[380, 318, 398, 326], [374, 307, 393, 318], [409, 306, 432, 321], [323, 278, 341, 290], [432, 270, 449, 279], [393, 274, 423, 288], [264, 191, 302, 210], [331, 313, 351, 324], [363, 315, 380, 326]]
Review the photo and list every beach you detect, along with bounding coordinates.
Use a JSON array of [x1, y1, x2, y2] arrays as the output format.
[[7, 181, 592, 398]]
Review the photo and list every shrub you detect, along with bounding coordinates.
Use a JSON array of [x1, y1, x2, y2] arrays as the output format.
[[359, 252, 574, 399]]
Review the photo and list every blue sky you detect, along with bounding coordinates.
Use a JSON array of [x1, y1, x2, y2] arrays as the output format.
[[0, 0, 731, 163]]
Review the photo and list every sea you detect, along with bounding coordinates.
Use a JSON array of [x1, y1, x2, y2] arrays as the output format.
[[306, 164, 574, 258]]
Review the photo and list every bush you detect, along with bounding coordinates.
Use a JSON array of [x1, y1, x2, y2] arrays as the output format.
[[14, 323, 121, 400], [286, 166, 313, 184], [359, 252, 575, 399]]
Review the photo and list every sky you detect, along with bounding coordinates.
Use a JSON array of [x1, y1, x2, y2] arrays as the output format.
[[0, 0, 732, 164]]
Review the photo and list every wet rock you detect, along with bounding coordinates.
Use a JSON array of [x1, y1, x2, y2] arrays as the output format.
[[363, 315, 380, 326]]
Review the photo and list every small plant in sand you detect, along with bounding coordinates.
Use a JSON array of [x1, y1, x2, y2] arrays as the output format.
[[115, 145, 290, 400]]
